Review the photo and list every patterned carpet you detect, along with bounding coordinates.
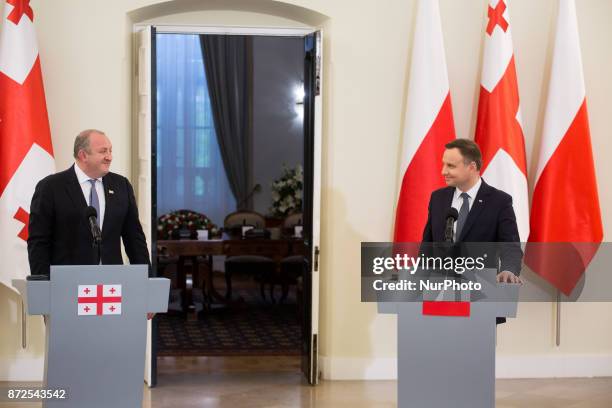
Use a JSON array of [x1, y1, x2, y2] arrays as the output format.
[[156, 284, 301, 356]]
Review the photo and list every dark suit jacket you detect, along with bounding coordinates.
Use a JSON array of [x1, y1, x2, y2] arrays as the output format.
[[422, 179, 522, 275], [27, 165, 151, 276]]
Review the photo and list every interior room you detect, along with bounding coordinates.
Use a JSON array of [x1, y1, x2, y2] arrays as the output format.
[[153, 32, 306, 362], [1, 0, 612, 407]]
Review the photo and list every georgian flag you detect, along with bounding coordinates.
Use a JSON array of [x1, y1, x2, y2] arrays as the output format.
[[77, 284, 122, 316], [474, 0, 529, 241], [0, 0, 55, 291]]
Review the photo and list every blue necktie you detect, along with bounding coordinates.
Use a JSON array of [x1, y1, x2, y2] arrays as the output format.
[[455, 192, 470, 241], [89, 179, 100, 226]]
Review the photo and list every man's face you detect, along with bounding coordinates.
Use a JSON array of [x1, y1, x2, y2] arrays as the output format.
[[441, 148, 476, 189], [79, 132, 112, 178]]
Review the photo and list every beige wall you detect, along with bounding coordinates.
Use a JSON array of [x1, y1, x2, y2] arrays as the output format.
[[1, 0, 611, 380]]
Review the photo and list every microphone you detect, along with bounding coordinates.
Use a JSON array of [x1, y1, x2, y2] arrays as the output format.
[[444, 207, 459, 243], [85, 206, 102, 245]]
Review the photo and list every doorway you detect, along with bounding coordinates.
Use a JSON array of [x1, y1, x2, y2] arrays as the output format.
[[134, 25, 322, 386]]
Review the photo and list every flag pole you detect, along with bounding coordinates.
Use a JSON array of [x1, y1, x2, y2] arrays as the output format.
[[21, 300, 27, 349], [555, 290, 561, 347]]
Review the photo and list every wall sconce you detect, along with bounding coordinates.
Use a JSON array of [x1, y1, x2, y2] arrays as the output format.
[[294, 83, 305, 119], [294, 83, 305, 105]]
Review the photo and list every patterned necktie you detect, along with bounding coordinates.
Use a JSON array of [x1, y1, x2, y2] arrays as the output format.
[[455, 192, 470, 241], [89, 179, 100, 226]]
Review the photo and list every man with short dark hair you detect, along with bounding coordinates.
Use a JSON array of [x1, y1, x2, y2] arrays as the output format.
[[422, 138, 522, 284], [27, 129, 151, 279]]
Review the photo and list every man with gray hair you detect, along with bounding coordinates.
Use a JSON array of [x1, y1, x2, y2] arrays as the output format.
[[27, 129, 150, 282]]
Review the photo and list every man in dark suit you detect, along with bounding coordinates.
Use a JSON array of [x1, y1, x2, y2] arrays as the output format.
[[27, 129, 151, 279], [422, 138, 523, 284]]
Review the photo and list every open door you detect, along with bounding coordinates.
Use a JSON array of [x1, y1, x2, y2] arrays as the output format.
[[302, 31, 322, 385], [135, 24, 320, 387], [134, 25, 157, 387]]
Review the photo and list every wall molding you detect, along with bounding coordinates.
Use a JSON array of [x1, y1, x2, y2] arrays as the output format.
[[319, 354, 612, 380], [0, 357, 44, 382], [5, 354, 612, 382]]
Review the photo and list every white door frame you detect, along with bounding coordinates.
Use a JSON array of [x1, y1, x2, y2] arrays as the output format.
[[133, 23, 323, 385], [133, 26, 154, 386]]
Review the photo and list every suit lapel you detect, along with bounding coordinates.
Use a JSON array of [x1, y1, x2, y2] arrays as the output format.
[[437, 188, 455, 239], [444, 187, 454, 208], [458, 180, 491, 241], [65, 165, 88, 211], [101, 175, 114, 233]]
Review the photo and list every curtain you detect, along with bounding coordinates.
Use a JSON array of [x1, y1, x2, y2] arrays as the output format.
[[156, 34, 236, 226], [200, 35, 254, 210]]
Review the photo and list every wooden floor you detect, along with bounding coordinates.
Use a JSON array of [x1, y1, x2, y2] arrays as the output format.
[[2, 356, 612, 407]]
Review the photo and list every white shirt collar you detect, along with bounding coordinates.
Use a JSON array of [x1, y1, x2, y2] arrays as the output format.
[[454, 177, 482, 200], [74, 163, 101, 184]]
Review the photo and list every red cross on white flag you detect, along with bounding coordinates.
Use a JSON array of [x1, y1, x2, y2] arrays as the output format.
[[0, 0, 55, 291], [77, 284, 123, 316], [474, 0, 529, 241]]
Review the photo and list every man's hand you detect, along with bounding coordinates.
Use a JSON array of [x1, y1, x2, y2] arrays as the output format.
[[147, 313, 155, 320], [497, 271, 523, 284]]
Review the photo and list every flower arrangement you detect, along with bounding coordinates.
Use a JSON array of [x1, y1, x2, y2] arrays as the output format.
[[270, 164, 303, 217], [157, 209, 219, 239]]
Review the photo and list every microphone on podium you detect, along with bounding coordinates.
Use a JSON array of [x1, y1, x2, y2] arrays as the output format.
[[85, 206, 102, 245], [444, 207, 459, 243]]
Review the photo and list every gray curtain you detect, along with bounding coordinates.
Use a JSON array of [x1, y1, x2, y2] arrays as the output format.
[[200, 35, 253, 210]]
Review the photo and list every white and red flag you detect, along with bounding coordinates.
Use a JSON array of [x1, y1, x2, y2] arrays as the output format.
[[525, 0, 603, 295], [393, 0, 455, 243], [474, 0, 529, 241], [393, 0, 465, 317], [0, 0, 55, 290], [77, 284, 123, 316]]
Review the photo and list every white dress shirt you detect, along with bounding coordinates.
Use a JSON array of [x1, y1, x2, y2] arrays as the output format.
[[74, 163, 106, 231], [450, 177, 482, 240]]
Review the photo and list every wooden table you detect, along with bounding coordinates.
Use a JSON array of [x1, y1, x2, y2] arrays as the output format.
[[157, 238, 304, 311]]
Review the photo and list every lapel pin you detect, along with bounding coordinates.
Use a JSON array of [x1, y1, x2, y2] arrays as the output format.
[[109, 190, 114, 195], [478, 199, 483, 203]]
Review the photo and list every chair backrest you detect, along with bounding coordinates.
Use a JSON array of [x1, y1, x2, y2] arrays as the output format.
[[224, 211, 266, 229], [282, 213, 303, 229]]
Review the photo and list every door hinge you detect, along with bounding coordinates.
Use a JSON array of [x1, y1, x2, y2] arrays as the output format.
[[314, 246, 320, 272]]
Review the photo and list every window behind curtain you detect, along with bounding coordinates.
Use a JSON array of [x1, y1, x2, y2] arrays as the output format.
[[156, 34, 236, 226]]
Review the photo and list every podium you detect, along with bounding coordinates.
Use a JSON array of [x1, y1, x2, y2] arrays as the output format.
[[13, 265, 170, 408], [378, 268, 519, 408]]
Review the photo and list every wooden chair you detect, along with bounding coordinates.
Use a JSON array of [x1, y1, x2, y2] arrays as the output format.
[[282, 212, 303, 238], [223, 239, 290, 302]]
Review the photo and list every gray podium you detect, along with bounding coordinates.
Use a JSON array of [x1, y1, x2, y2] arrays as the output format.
[[378, 268, 519, 408], [13, 265, 170, 408]]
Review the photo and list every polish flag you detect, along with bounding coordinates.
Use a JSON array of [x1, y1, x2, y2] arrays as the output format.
[[525, 0, 603, 296], [474, 0, 529, 241], [0, 0, 55, 290], [393, 0, 455, 243]]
